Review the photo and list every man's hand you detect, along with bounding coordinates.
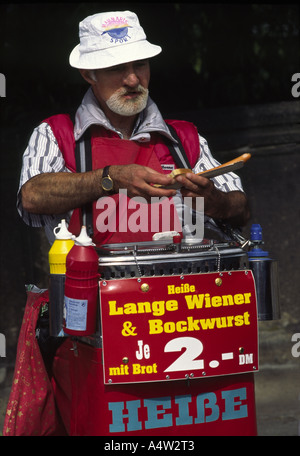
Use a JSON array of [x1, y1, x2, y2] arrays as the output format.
[[109, 164, 177, 201], [175, 172, 250, 227]]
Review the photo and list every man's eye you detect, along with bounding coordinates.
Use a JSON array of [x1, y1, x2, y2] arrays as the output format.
[[135, 60, 148, 67], [108, 66, 123, 72]]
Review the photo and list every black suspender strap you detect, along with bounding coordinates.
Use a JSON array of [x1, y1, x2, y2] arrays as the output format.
[[74, 129, 94, 238], [166, 123, 192, 170], [75, 130, 92, 175], [165, 123, 193, 229]]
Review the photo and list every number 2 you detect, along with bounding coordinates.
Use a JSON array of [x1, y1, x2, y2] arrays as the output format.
[[164, 337, 204, 372]]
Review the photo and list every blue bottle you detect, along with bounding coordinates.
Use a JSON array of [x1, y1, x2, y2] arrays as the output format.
[[248, 224, 280, 320]]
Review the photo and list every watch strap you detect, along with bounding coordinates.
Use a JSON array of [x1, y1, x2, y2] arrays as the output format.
[[102, 165, 110, 178]]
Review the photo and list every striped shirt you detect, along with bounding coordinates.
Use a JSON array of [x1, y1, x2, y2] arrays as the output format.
[[17, 89, 244, 241]]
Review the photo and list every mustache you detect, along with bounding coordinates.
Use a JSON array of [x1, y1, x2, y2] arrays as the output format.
[[118, 85, 148, 96]]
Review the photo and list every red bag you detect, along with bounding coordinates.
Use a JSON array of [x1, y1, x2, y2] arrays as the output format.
[[2, 287, 66, 436]]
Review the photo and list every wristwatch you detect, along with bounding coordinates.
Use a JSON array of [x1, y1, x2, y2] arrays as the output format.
[[101, 166, 114, 192]]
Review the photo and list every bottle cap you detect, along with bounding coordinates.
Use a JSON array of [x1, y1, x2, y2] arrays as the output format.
[[250, 223, 263, 242], [75, 226, 95, 246], [53, 219, 75, 240]]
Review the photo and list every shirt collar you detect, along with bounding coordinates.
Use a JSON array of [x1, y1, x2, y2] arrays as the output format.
[[74, 87, 177, 144]]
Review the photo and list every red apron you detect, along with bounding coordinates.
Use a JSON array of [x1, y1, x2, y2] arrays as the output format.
[[69, 129, 182, 245]]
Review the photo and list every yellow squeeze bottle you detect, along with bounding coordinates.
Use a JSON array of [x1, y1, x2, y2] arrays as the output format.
[[49, 219, 75, 336]]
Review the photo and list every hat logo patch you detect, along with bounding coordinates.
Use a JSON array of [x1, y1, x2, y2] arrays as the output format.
[[101, 17, 132, 43]]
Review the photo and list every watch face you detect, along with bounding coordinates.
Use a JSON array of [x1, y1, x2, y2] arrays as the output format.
[[102, 176, 113, 191]]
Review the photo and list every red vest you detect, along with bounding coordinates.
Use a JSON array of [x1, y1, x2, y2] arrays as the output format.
[[44, 114, 200, 246]]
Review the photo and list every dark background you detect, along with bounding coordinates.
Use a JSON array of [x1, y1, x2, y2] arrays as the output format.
[[0, 4, 299, 432], [1, 3, 299, 123]]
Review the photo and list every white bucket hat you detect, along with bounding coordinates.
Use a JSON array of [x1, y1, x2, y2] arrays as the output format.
[[69, 11, 162, 69]]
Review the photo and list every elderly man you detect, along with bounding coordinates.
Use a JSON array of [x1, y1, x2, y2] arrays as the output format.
[[6, 11, 250, 436], [18, 10, 249, 245]]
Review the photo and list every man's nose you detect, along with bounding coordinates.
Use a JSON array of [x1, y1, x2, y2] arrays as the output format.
[[123, 70, 140, 87]]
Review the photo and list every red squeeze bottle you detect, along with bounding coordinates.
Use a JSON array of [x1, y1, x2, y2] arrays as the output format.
[[63, 226, 99, 336]]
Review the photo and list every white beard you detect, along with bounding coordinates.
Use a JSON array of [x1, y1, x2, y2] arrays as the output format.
[[106, 85, 149, 116]]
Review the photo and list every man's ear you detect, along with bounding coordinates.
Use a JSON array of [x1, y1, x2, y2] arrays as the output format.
[[79, 69, 97, 85]]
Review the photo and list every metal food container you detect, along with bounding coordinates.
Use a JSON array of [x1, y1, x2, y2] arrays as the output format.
[[97, 239, 249, 280]]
